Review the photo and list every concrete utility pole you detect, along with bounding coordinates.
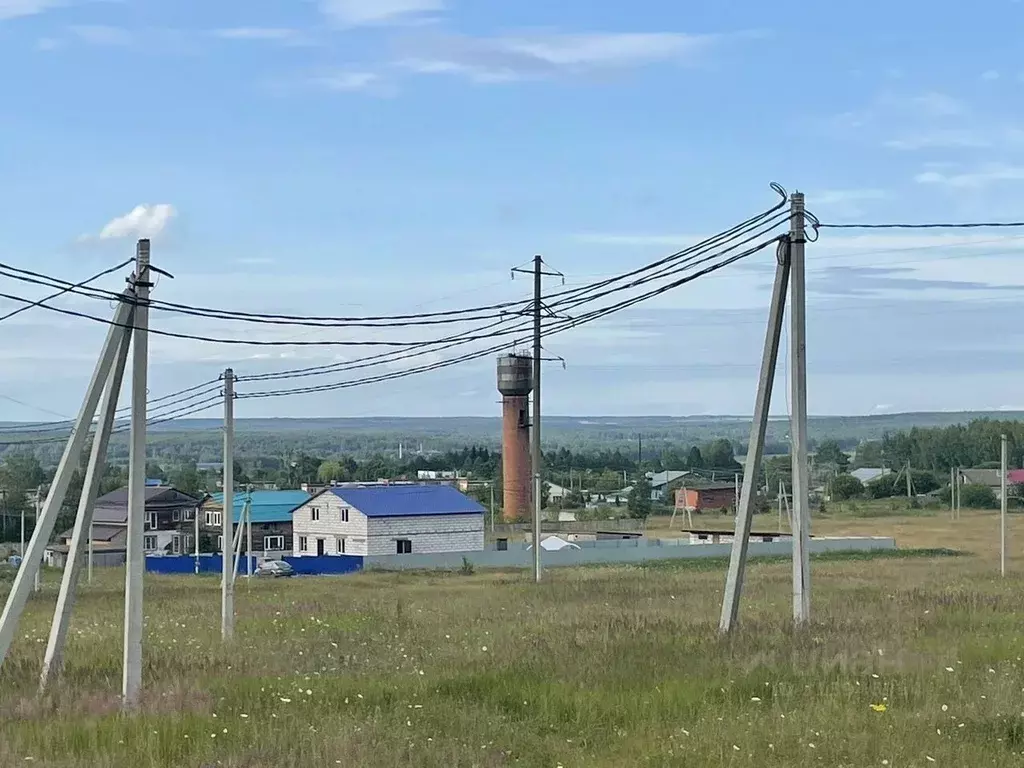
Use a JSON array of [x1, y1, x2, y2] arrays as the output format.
[[1001, 434, 1008, 578], [0, 293, 134, 671], [789, 192, 811, 626], [123, 239, 152, 709], [222, 368, 235, 640], [531, 255, 543, 584], [33, 488, 43, 592], [720, 242, 790, 633], [949, 467, 954, 517], [906, 461, 913, 499], [246, 487, 253, 578], [42, 324, 131, 691]]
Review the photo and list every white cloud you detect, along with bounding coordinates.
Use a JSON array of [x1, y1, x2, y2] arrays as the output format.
[[397, 31, 720, 83], [314, 70, 384, 92], [86, 204, 177, 241], [0, 0, 60, 21], [914, 164, 1024, 189], [912, 91, 964, 117], [981, 70, 1000, 81], [212, 27, 312, 46], [812, 189, 888, 217], [69, 25, 133, 46], [320, 0, 443, 26], [35, 36, 61, 50], [885, 129, 993, 150], [214, 27, 298, 40]]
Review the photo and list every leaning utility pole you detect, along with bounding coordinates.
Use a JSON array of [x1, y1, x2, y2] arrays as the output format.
[[720, 190, 812, 632], [222, 368, 235, 640], [789, 192, 811, 625], [0, 290, 135, 670], [122, 239, 152, 709], [719, 236, 790, 632], [41, 323, 132, 691], [33, 488, 42, 592]]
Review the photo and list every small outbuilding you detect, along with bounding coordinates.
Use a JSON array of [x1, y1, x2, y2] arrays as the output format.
[[291, 483, 485, 557]]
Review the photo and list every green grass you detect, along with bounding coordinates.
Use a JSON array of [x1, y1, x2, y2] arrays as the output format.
[[1, 540, 1023, 767]]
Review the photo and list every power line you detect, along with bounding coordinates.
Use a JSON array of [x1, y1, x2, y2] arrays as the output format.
[[0, 258, 133, 324], [237, 237, 779, 400], [816, 220, 1024, 230]]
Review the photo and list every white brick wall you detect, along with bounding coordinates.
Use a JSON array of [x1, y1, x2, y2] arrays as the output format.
[[292, 490, 484, 556], [292, 492, 369, 556], [366, 514, 484, 555]]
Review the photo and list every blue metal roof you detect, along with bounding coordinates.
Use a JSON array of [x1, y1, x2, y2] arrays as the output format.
[[329, 485, 485, 518], [210, 490, 311, 524]]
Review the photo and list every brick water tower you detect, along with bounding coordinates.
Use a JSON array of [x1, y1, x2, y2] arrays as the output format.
[[497, 354, 533, 522]]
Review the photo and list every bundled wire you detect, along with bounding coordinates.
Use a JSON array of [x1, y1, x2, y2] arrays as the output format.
[[237, 187, 791, 384], [237, 236, 781, 399]]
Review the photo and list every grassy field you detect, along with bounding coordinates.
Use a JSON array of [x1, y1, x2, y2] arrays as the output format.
[[2, 510, 1024, 767]]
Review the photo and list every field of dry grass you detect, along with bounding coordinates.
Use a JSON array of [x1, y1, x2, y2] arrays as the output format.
[[2, 510, 1023, 767]]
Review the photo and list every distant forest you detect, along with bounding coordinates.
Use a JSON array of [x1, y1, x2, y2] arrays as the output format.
[[4, 411, 1023, 466]]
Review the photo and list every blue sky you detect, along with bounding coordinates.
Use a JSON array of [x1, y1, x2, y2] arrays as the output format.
[[1, 0, 1023, 420]]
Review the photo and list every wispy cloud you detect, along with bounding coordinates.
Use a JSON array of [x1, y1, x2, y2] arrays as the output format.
[[811, 189, 888, 218], [212, 27, 312, 46], [915, 164, 1024, 189], [0, 0, 61, 21], [80, 204, 177, 241], [69, 25, 133, 46], [313, 70, 388, 93], [397, 31, 722, 83], [320, 0, 444, 27], [35, 36, 61, 51]]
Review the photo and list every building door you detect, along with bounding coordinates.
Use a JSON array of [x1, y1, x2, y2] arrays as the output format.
[[316, 538, 325, 556]]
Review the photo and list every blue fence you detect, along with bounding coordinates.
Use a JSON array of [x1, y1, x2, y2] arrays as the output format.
[[146, 554, 258, 575], [283, 555, 363, 575], [145, 553, 364, 576]]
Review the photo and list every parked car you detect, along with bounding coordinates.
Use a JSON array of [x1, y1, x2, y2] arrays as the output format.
[[255, 560, 295, 578]]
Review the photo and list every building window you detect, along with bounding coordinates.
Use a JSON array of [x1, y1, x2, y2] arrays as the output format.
[[183, 508, 195, 521], [337, 538, 345, 554], [265, 535, 285, 551], [299, 536, 308, 553], [171, 535, 181, 555], [145, 512, 157, 531], [143, 535, 158, 551], [310, 507, 320, 522], [396, 539, 412, 555], [172, 510, 181, 522], [206, 511, 222, 528], [496, 538, 508, 551], [217, 535, 223, 551], [340, 508, 349, 523]]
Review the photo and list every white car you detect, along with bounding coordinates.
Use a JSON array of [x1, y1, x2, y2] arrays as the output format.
[[255, 560, 295, 578]]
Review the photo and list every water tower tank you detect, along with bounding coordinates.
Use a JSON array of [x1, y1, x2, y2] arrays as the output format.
[[497, 354, 533, 397]]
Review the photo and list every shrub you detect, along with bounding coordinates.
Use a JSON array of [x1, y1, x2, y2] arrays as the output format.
[[830, 474, 864, 501], [960, 484, 998, 509]]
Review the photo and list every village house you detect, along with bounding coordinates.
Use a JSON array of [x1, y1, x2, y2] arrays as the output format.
[[45, 484, 202, 567], [200, 489, 310, 557], [291, 483, 485, 557], [674, 481, 736, 513]]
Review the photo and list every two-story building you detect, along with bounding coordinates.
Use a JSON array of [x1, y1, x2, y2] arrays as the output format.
[[291, 484, 485, 557], [46, 485, 203, 567], [201, 490, 310, 557]]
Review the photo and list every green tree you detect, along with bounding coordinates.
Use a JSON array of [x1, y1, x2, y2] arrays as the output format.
[[830, 474, 864, 501], [627, 476, 652, 520], [702, 439, 739, 470], [853, 441, 884, 469], [686, 446, 704, 469], [815, 439, 850, 472], [169, 460, 203, 496], [960, 483, 998, 509]]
